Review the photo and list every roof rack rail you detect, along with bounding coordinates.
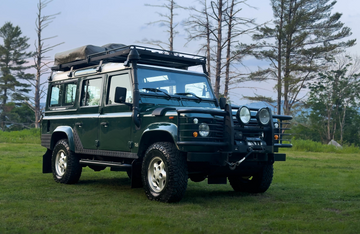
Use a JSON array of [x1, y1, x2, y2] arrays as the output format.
[[51, 45, 206, 72]]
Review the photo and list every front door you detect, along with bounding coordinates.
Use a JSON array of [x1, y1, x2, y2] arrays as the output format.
[[99, 72, 133, 151]]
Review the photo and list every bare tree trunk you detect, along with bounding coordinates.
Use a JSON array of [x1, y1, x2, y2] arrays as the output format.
[[339, 105, 346, 144], [34, 1, 42, 128], [214, 0, 223, 99], [33, 0, 63, 128], [169, 0, 174, 51], [277, 0, 285, 115], [205, 1, 211, 80], [224, 0, 234, 99]]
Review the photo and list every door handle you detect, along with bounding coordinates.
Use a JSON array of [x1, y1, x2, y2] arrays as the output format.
[[100, 122, 108, 128], [75, 122, 82, 128]]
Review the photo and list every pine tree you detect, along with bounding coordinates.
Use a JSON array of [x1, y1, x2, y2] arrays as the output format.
[[241, 0, 355, 115], [0, 22, 34, 130]]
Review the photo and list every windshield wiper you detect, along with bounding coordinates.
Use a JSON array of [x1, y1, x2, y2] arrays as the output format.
[[142, 88, 172, 99], [175, 92, 202, 103]]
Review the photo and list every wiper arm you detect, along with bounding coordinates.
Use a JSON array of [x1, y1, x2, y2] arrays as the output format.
[[142, 88, 171, 99], [175, 92, 202, 103]]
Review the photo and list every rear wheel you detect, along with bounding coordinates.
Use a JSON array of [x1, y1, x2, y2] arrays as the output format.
[[141, 142, 188, 203], [228, 164, 273, 193], [51, 139, 82, 184]]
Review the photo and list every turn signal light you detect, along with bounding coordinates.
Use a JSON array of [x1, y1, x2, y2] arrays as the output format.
[[274, 134, 279, 140], [193, 132, 198, 137]]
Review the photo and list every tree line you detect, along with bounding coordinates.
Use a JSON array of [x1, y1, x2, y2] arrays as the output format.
[[140, 0, 359, 145], [0, 0, 60, 131], [1, 0, 359, 146]]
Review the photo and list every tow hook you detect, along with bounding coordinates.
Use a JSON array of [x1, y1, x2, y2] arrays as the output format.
[[227, 148, 254, 170]]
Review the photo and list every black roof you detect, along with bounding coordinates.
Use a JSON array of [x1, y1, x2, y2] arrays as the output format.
[[51, 45, 206, 72]]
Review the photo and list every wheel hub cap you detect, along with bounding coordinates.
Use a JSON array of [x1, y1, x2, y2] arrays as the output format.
[[55, 150, 67, 176], [148, 156, 167, 192]]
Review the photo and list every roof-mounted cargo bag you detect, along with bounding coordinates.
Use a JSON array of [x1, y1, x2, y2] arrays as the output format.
[[54, 45, 105, 65]]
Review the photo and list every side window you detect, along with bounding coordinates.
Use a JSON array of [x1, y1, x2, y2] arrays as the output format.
[[107, 74, 133, 105], [50, 84, 62, 106], [64, 83, 77, 105], [81, 78, 102, 106]]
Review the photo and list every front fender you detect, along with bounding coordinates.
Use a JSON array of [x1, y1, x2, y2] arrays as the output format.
[[142, 122, 178, 144], [52, 126, 75, 152]]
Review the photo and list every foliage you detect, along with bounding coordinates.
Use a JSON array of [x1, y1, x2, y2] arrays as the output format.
[[309, 60, 360, 142], [291, 106, 360, 146], [1, 144, 360, 233], [292, 56, 360, 145], [239, 0, 356, 115], [0, 22, 34, 130], [2, 102, 35, 131]]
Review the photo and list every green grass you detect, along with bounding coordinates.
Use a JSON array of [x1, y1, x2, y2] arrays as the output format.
[[1, 144, 360, 233], [0, 128, 41, 144], [288, 138, 360, 154]]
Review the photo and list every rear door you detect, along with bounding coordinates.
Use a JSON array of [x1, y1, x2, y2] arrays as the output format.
[[76, 76, 103, 150], [98, 72, 133, 151]]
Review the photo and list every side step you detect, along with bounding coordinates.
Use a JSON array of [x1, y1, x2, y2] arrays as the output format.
[[79, 159, 132, 171]]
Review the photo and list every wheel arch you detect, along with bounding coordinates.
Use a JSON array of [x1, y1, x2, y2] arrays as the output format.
[[50, 126, 75, 152], [137, 123, 178, 159]]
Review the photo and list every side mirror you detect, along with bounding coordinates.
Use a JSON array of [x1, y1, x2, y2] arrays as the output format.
[[114, 87, 127, 103], [219, 97, 226, 109]]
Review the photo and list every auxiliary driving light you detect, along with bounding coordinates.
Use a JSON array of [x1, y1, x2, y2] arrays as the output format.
[[256, 108, 271, 126], [237, 106, 251, 125]]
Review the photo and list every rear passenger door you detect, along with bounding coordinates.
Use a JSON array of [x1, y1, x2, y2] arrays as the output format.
[[98, 72, 133, 152], [76, 76, 103, 150]]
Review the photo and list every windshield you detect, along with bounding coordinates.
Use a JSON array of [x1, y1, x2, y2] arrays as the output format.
[[137, 67, 214, 100]]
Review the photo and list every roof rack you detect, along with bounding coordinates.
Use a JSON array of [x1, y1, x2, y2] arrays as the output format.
[[51, 45, 206, 72]]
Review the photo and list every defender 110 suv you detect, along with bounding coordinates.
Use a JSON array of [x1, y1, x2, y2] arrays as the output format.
[[41, 44, 292, 202]]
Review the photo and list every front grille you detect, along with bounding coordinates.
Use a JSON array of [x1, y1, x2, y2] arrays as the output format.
[[178, 116, 225, 142]]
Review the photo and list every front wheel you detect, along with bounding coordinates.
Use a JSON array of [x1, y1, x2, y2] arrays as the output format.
[[141, 142, 188, 203], [228, 164, 273, 193], [51, 139, 82, 184]]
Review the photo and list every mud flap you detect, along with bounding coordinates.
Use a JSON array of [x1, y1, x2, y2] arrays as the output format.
[[42, 149, 52, 173], [131, 159, 143, 188]]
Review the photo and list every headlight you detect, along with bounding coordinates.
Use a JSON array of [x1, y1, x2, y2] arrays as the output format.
[[237, 106, 251, 124], [199, 123, 210, 137], [257, 108, 271, 125]]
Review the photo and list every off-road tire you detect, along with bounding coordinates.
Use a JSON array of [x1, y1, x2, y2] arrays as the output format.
[[141, 142, 188, 203], [51, 139, 82, 184], [228, 164, 273, 193]]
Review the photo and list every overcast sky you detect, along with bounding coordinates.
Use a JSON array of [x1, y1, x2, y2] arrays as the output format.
[[1, 0, 359, 105]]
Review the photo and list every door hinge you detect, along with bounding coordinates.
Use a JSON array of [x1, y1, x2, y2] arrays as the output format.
[[95, 140, 100, 147]]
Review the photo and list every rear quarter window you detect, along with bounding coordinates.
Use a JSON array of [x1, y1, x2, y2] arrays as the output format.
[[50, 84, 62, 106]]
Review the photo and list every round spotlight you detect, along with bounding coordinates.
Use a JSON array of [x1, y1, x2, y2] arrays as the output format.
[[237, 106, 251, 125], [257, 108, 271, 126]]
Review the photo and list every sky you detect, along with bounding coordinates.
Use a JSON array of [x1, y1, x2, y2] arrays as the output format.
[[1, 0, 359, 106]]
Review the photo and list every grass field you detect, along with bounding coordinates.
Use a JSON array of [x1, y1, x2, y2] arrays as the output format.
[[1, 143, 360, 233]]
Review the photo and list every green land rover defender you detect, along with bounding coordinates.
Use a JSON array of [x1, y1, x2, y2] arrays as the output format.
[[41, 44, 292, 202]]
